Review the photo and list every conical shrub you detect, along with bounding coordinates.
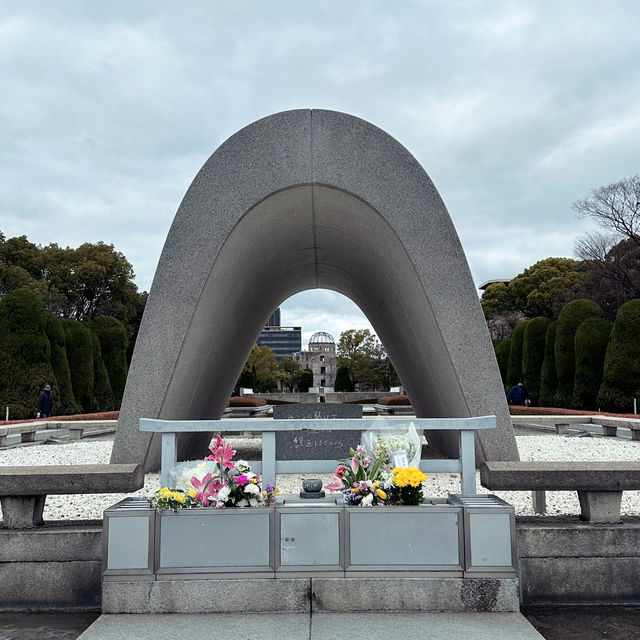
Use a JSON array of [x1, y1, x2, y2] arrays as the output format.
[[522, 317, 551, 406], [573, 317, 612, 410], [554, 300, 603, 408], [506, 320, 528, 389], [539, 321, 558, 407], [597, 299, 640, 413], [44, 313, 81, 415], [0, 288, 57, 419]]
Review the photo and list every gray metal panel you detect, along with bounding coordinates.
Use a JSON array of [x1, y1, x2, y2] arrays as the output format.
[[106, 515, 150, 570], [347, 508, 460, 566], [158, 511, 271, 568], [279, 512, 340, 567], [468, 512, 513, 568]]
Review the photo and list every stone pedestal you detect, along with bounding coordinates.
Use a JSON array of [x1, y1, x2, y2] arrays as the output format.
[[0, 495, 45, 529], [578, 490, 622, 523]]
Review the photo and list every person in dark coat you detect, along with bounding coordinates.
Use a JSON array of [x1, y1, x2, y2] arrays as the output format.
[[507, 382, 527, 406], [38, 384, 54, 418]]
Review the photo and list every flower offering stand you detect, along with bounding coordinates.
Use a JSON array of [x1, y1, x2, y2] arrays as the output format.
[[102, 417, 520, 613]]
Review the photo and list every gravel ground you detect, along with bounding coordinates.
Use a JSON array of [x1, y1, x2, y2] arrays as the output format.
[[0, 432, 638, 521]]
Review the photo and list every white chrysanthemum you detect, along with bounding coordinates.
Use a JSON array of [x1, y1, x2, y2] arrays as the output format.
[[217, 486, 231, 502], [361, 493, 374, 507], [249, 498, 260, 507], [245, 483, 260, 495], [237, 498, 249, 507]]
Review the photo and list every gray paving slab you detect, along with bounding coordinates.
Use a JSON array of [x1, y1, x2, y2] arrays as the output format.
[[312, 612, 545, 639], [77, 611, 544, 640], [77, 613, 310, 639]]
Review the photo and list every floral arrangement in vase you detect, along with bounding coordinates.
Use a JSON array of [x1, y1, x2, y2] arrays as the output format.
[[149, 435, 278, 512], [326, 444, 427, 507]]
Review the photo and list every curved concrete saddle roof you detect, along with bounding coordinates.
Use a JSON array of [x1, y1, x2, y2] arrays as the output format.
[[111, 109, 518, 470]]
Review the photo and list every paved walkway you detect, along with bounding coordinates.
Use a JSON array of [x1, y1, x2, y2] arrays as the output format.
[[78, 611, 544, 639]]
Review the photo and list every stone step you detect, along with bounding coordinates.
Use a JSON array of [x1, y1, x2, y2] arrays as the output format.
[[78, 612, 544, 640]]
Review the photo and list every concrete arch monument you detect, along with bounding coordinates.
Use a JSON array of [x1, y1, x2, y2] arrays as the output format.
[[112, 109, 519, 470]]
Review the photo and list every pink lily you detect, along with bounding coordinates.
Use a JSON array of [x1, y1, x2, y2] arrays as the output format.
[[325, 473, 345, 492], [350, 456, 359, 474], [190, 472, 222, 507], [205, 435, 236, 470]]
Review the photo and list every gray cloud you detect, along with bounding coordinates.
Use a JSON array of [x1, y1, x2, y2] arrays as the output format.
[[2, 1, 639, 340]]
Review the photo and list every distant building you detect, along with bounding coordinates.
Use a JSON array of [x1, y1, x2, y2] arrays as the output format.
[[478, 279, 511, 291], [257, 308, 301, 362], [294, 331, 337, 389]]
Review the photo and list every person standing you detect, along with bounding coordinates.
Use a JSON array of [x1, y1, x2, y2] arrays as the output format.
[[38, 384, 54, 418]]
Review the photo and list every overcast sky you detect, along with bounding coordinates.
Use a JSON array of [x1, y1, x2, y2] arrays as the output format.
[[2, 1, 639, 346]]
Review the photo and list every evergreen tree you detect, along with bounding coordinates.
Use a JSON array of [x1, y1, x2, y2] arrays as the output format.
[[298, 368, 313, 392], [493, 340, 511, 385], [554, 299, 603, 407], [91, 330, 114, 411], [597, 299, 640, 412], [0, 288, 57, 419], [44, 312, 81, 415], [335, 366, 354, 392], [505, 320, 528, 389], [522, 317, 551, 406], [573, 317, 612, 410], [62, 319, 96, 413], [89, 315, 128, 406], [539, 321, 558, 407]]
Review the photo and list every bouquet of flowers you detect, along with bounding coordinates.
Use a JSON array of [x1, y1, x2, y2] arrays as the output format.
[[149, 487, 198, 512], [149, 435, 278, 511], [384, 466, 427, 505], [363, 425, 420, 471], [325, 444, 387, 506]]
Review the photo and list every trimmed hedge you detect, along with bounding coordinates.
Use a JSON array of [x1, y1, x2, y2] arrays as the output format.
[[89, 315, 128, 407], [597, 299, 640, 413], [522, 317, 551, 406], [492, 339, 510, 385], [91, 331, 114, 412], [335, 366, 354, 392], [228, 397, 267, 407], [377, 395, 410, 406], [44, 313, 81, 416], [505, 320, 528, 389], [554, 299, 603, 408], [62, 319, 96, 413], [0, 288, 57, 419], [539, 321, 558, 407], [573, 317, 612, 410]]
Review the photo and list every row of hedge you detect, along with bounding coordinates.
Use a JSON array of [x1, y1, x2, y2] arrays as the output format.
[[0, 288, 129, 419], [494, 298, 640, 413]]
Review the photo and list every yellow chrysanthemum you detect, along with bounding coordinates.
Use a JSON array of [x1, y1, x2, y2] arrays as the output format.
[[187, 489, 196, 498], [173, 493, 186, 504]]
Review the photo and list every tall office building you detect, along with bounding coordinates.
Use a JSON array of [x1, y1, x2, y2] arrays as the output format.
[[257, 307, 301, 362]]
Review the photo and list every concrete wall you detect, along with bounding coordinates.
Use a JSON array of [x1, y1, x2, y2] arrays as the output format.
[[518, 516, 640, 604], [0, 524, 102, 610], [2, 518, 640, 609]]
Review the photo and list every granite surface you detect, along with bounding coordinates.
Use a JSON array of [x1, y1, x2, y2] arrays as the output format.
[[112, 109, 519, 471]]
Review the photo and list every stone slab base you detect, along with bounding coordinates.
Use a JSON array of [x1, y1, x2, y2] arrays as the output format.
[[102, 577, 520, 614], [78, 612, 544, 640]]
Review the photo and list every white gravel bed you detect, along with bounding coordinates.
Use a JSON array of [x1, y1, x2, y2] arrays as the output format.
[[0, 433, 638, 520]]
